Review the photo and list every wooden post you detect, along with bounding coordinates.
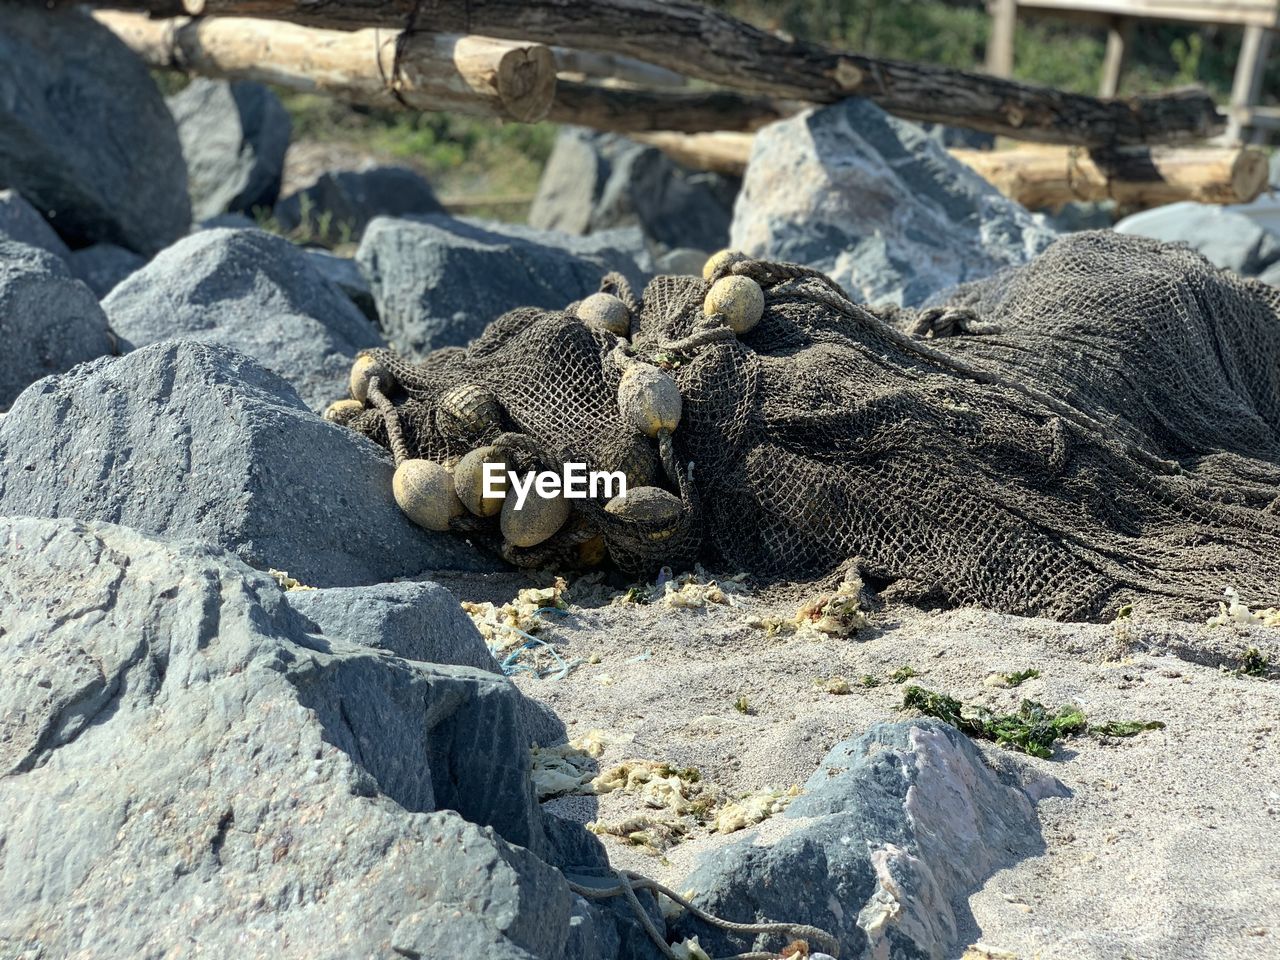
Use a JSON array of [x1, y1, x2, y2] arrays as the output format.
[[986, 0, 1017, 77], [551, 47, 688, 88], [145, 0, 1223, 146], [1099, 17, 1133, 97], [93, 11, 557, 122], [1228, 24, 1274, 142]]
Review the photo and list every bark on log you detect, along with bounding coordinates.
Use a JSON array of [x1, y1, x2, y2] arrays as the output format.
[[633, 131, 1269, 209], [93, 11, 557, 122], [952, 144, 1270, 208], [165, 0, 1223, 146], [549, 82, 798, 133]]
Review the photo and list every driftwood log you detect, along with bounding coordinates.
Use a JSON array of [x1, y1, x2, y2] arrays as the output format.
[[97, 11, 797, 133], [94, 10, 557, 122], [952, 144, 1271, 208], [143, 0, 1223, 146], [632, 130, 1269, 209]]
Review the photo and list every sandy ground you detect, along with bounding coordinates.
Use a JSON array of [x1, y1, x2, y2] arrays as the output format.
[[433, 569, 1280, 960]]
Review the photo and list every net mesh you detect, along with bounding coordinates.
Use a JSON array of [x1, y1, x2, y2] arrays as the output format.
[[338, 231, 1280, 623]]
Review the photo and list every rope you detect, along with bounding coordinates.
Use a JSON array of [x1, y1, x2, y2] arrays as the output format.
[[601, 271, 642, 316], [566, 868, 840, 960], [367, 377, 409, 466]]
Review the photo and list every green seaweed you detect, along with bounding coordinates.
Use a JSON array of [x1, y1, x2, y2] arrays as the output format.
[[902, 685, 1164, 759], [1001, 668, 1041, 687]]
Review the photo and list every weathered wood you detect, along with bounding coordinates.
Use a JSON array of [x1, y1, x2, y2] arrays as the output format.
[[551, 46, 687, 88], [160, 0, 1222, 146], [631, 131, 755, 174], [953, 144, 1271, 207], [1098, 16, 1132, 97], [93, 10, 557, 122], [633, 130, 1268, 209], [549, 82, 799, 133]]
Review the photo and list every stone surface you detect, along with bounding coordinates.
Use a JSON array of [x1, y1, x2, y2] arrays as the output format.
[[357, 214, 649, 354], [168, 78, 292, 222], [0, 238, 115, 409], [0, 188, 70, 259], [730, 99, 1056, 306], [276, 165, 444, 244], [286, 580, 499, 672], [1115, 201, 1280, 276], [0, 340, 493, 586], [304, 247, 379, 322], [0, 5, 190, 254], [0, 515, 620, 959], [674, 719, 1043, 959], [104, 228, 384, 410], [68, 242, 146, 298], [530, 128, 738, 254]]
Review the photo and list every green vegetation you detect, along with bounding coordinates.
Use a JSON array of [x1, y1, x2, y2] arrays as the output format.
[[1001, 668, 1041, 688], [1239, 646, 1271, 678], [888, 665, 919, 683], [902, 684, 1165, 759]]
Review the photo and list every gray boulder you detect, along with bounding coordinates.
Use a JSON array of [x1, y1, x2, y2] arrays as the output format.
[[286, 580, 499, 672], [0, 515, 619, 959], [168, 78, 292, 221], [276, 165, 444, 244], [530, 128, 738, 254], [0, 239, 115, 409], [68, 242, 146, 298], [357, 214, 649, 354], [0, 188, 70, 259], [674, 719, 1044, 959], [730, 98, 1056, 306], [0, 5, 189, 254], [104, 228, 384, 410], [0, 339, 494, 586], [1114, 201, 1280, 276], [304, 247, 379, 322]]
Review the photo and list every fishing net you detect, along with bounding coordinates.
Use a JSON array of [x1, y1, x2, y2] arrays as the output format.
[[336, 230, 1280, 622]]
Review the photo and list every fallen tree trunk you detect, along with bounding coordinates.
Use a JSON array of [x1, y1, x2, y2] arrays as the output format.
[[158, 0, 1222, 146], [549, 82, 798, 133], [952, 144, 1271, 209], [633, 131, 1269, 209], [93, 10, 557, 122]]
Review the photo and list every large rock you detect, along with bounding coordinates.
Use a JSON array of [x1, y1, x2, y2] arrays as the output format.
[[730, 98, 1056, 306], [286, 580, 499, 673], [0, 188, 70, 259], [530, 128, 738, 254], [0, 238, 115, 409], [0, 6, 190, 254], [1115, 201, 1280, 276], [68, 242, 146, 298], [0, 340, 493, 586], [0, 515, 621, 959], [276, 165, 444, 244], [674, 719, 1044, 959], [167, 78, 292, 221], [104, 228, 384, 409], [357, 214, 650, 354]]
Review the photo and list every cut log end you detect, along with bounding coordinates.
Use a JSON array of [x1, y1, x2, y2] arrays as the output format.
[[494, 42, 557, 122]]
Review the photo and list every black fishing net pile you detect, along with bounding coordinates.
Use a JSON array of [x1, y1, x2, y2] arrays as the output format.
[[339, 231, 1280, 622]]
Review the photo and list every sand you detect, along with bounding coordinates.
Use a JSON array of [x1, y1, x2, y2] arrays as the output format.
[[434, 569, 1280, 960]]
